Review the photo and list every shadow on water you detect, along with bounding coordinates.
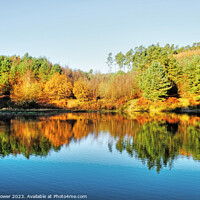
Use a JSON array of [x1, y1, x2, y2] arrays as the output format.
[[0, 112, 200, 172]]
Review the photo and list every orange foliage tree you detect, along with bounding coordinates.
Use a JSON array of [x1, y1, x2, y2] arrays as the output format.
[[11, 70, 42, 103], [73, 79, 90, 101], [44, 72, 72, 100]]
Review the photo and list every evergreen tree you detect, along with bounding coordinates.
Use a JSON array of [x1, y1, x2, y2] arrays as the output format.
[[115, 52, 125, 71], [186, 55, 200, 99], [139, 61, 172, 101], [167, 58, 182, 82], [125, 49, 133, 71], [50, 64, 62, 75], [0, 57, 11, 94], [106, 52, 113, 73], [0, 56, 11, 74], [132, 45, 147, 70], [0, 73, 9, 94]]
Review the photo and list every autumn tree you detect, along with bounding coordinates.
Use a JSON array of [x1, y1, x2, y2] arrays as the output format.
[[73, 79, 90, 101], [88, 72, 102, 99], [44, 73, 72, 100], [98, 71, 138, 100], [11, 70, 42, 103]]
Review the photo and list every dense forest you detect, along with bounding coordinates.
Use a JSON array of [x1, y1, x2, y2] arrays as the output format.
[[0, 42, 200, 111]]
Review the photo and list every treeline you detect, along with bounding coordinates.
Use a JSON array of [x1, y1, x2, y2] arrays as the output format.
[[107, 42, 200, 101], [0, 53, 92, 107], [0, 53, 137, 108], [0, 42, 200, 109], [109, 42, 200, 72]]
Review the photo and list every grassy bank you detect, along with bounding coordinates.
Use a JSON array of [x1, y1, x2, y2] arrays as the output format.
[[1, 95, 200, 115], [121, 97, 200, 114]]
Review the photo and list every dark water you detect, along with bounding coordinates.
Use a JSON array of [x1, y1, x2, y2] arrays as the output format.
[[0, 113, 200, 200]]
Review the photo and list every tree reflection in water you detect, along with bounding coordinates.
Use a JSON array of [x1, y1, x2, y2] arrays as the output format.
[[0, 113, 199, 172]]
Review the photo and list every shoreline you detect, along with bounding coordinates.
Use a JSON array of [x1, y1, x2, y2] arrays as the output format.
[[0, 107, 200, 116], [0, 108, 118, 116], [0, 108, 71, 116]]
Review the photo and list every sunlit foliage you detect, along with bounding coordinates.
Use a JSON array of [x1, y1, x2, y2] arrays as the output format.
[[44, 73, 73, 100], [11, 70, 42, 104], [73, 79, 90, 101], [0, 42, 200, 108]]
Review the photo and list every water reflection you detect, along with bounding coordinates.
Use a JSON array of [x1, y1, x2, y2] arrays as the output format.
[[0, 113, 200, 172]]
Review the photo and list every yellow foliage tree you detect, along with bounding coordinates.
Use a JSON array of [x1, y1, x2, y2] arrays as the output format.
[[73, 79, 90, 101], [44, 73, 72, 100], [11, 70, 42, 102]]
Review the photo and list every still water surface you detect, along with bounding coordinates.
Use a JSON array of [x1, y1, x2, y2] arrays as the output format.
[[0, 112, 200, 200]]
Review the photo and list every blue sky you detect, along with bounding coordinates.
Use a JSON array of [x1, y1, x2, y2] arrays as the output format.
[[0, 0, 200, 73]]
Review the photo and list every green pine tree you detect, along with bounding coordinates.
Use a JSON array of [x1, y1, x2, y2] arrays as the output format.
[[139, 61, 172, 101], [186, 55, 200, 100]]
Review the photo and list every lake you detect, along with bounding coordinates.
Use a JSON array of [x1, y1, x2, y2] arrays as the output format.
[[0, 112, 200, 200]]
